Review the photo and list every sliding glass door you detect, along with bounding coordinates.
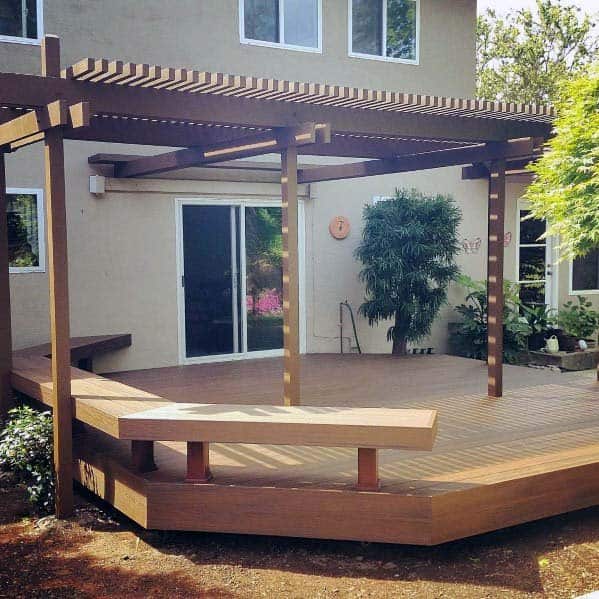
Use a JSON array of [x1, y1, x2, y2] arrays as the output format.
[[178, 200, 287, 362]]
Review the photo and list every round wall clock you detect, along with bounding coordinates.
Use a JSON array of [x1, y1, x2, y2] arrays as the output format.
[[329, 215, 351, 240]]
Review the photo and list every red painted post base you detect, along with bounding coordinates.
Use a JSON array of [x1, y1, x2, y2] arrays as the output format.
[[131, 440, 158, 473], [185, 441, 212, 483], [356, 447, 380, 491]]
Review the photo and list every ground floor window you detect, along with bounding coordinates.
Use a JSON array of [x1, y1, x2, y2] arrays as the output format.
[[0, 0, 42, 43], [6, 188, 44, 273], [571, 248, 599, 294]]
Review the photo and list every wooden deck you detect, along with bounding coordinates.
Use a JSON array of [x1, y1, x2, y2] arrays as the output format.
[[12, 351, 599, 545]]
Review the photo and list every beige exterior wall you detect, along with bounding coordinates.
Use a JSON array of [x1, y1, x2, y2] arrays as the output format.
[[0, 0, 476, 96]]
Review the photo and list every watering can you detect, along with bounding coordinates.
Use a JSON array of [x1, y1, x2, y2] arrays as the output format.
[[544, 335, 559, 354]]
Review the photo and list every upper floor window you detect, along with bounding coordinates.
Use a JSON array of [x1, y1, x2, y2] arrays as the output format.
[[0, 0, 43, 44], [7, 188, 45, 273], [349, 0, 419, 64], [240, 0, 321, 52], [571, 249, 599, 294]]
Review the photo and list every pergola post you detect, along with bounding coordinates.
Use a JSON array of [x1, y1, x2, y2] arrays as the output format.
[[281, 145, 300, 406], [487, 159, 506, 398], [42, 35, 74, 517], [0, 152, 13, 419]]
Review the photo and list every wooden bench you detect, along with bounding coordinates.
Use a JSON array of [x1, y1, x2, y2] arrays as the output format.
[[14, 334, 132, 371], [120, 403, 438, 491]]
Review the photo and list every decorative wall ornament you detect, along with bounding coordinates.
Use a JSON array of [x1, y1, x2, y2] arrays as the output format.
[[504, 232, 512, 247], [461, 237, 481, 254], [329, 215, 351, 240]]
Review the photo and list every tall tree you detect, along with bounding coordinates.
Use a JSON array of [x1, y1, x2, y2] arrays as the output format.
[[524, 63, 599, 259], [355, 189, 461, 355], [477, 0, 598, 103]]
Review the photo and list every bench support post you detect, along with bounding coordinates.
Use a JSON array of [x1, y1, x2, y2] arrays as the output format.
[[131, 440, 157, 473], [185, 441, 212, 483], [357, 448, 380, 491]]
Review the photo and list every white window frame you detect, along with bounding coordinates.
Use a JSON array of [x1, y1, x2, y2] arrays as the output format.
[[569, 253, 599, 296], [239, 0, 322, 54], [7, 187, 45, 274], [348, 0, 420, 65], [0, 0, 44, 46]]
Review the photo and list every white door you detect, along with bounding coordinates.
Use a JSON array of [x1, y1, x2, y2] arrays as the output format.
[[517, 203, 556, 309]]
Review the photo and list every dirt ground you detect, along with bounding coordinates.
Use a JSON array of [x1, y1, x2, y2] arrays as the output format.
[[0, 480, 597, 599]]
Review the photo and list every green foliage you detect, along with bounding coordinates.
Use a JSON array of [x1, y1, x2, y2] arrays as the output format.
[[520, 303, 557, 334], [524, 63, 599, 259], [7, 194, 39, 268], [477, 0, 598, 103], [355, 189, 461, 355], [557, 296, 599, 339], [0, 406, 54, 513], [450, 275, 532, 363], [386, 0, 417, 60]]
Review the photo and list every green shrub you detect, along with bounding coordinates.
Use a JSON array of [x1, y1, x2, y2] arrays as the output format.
[[449, 275, 532, 363], [355, 189, 461, 355], [558, 296, 599, 340], [0, 406, 54, 512]]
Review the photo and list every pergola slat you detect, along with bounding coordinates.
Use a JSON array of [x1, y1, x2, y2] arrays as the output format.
[[58, 57, 555, 123]]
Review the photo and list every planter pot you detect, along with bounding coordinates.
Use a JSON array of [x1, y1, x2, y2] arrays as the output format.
[[528, 332, 547, 351], [556, 331, 578, 353]]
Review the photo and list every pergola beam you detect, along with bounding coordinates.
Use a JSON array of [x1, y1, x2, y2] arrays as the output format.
[[114, 122, 330, 178], [0, 101, 90, 152], [0, 101, 67, 148], [0, 72, 553, 143], [298, 138, 535, 183], [462, 157, 536, 180]]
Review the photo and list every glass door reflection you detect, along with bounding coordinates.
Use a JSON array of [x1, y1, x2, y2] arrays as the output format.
[[244, 206, 284, 352]]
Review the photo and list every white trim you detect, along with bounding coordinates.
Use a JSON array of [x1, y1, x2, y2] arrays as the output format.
[[6, 187, 45, 274], [568, 254, 599, 296], [298, 199, 307, 354], [230, 205, 239, 353], [0, 0, 43, 45], [175, 197, 306, 365], [239, 0, 322, 54], [347, 0, 420, 66]]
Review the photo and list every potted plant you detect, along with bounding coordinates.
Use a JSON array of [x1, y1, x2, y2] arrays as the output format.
[[449, 275, 532, 363], [520, 304, 557, 351], [556, 296, 599, 352]]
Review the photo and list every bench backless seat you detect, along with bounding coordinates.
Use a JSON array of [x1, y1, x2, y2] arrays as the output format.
[[120, 403, 438, 491]]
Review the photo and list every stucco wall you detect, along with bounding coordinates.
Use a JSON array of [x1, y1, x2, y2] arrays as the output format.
[[0, 0, 476, 97]]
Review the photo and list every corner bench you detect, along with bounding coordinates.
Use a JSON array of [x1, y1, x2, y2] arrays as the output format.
[[119, 403, 438, 491]]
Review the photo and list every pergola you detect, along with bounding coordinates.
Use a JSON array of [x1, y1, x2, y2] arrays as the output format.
[[0, 37, 553, 517]]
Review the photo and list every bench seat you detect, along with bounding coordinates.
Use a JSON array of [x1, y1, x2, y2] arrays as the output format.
[[120, 403, 437, 450]]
